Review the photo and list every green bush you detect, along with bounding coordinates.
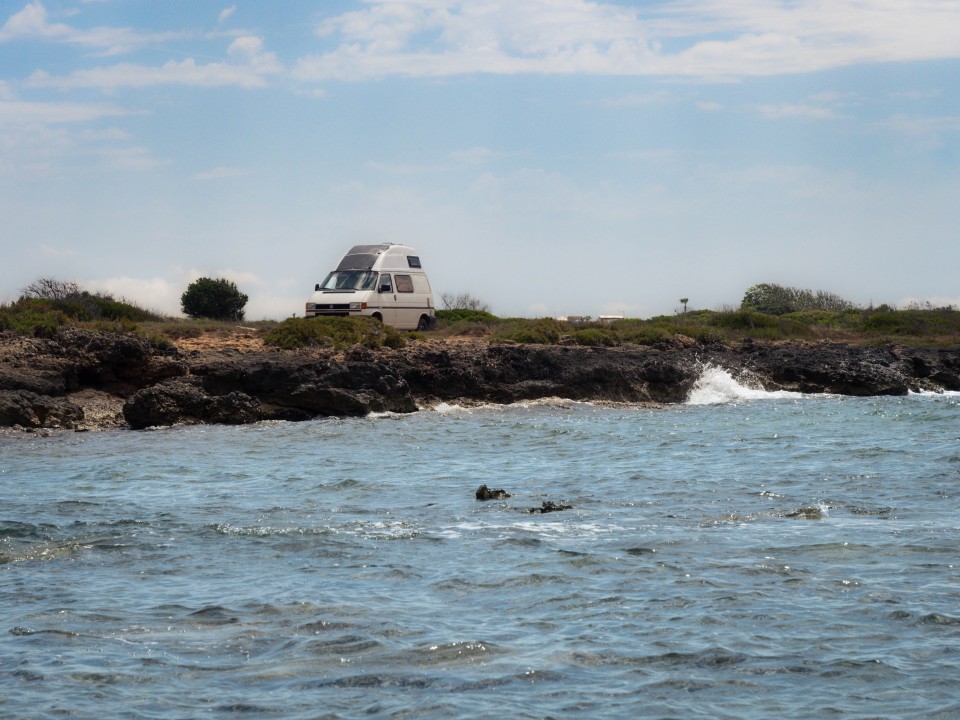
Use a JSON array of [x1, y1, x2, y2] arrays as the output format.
[[181, 278, 248, 321], [571, 328, 618, 347], [263, 317, 406, 350], [0, 299, 70, 337], [494, 318, 564, 344], [435, 308, 499, 323], [711, 309, 779, 331]]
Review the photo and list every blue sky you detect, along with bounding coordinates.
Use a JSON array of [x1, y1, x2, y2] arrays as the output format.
[[1, 0, 958, 319]]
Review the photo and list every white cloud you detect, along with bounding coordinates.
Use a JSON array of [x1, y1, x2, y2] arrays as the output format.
[[448, 146, 515, 164], [882, 114, 960, 137], [193, 166, 254, 181], [41, 243, 77, 258], [293, 0, 960, 82], [219, 6, 237, 25], [26, 39, 283, 91], [87, 269, 272, 318], [0, 97, 132, 125], [757, 103, 843, 120], [0, 1, 186, 55]]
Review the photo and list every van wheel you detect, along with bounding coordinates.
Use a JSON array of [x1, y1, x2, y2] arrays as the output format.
[[417, 315, 430, 331], [371, 313, 383, 322]]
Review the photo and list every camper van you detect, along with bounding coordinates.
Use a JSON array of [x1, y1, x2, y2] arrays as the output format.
[[305, 244, 436, 331]]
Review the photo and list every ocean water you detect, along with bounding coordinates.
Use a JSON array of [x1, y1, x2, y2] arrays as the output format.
[[2, 369, 959, 719]]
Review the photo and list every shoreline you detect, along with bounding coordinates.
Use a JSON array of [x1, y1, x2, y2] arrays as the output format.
[[2, 328, 959, 432]]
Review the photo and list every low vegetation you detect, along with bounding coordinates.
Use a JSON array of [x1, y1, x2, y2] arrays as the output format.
[[263, 317, 406, 350], [2, 277, 958, 349], [432, 306, 960, 347]]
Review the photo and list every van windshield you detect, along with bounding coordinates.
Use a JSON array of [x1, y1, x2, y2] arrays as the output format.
[[318, 271, 378, 291]]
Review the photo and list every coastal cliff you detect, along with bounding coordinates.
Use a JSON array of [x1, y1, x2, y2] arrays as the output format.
[[1, 328, 958, 431]]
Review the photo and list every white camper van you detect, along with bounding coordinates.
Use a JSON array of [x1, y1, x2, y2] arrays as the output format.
[[305, 244, 436, 331]]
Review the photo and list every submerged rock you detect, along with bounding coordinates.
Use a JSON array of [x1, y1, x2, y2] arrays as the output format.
[[784, 507, 825, 520]]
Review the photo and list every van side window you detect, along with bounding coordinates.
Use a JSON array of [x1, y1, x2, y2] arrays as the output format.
[[395, 274, 414, 293], [379, 274, 392, 293], [407, 256, 421, 268]]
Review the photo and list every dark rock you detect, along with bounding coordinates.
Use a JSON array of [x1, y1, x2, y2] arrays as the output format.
[[475, 485, 511, 500], [528, 501, 572, 514], [123, 378, 261, 429], [4, 329, 960, 431], [0, 390, 84, 429]]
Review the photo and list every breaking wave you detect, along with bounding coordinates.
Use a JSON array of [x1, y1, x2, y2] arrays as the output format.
[[686, 365, 804, 405]]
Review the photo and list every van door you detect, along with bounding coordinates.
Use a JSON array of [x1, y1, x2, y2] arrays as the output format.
[[393, 273, 422, 329], [376, 273, 398, 325]]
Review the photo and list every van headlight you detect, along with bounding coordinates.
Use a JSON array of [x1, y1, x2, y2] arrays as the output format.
[[350, 302, 364, 311]]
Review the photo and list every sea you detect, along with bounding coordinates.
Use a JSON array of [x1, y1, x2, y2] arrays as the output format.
[[2, 366, 959, 719]]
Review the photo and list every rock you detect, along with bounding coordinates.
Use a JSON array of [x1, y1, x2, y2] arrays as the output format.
[[4, 328, 960, 431], [528, 501, 572, 514], [475, 485, 511, 500], [123, 378, 261, 429], [0, 389, 84, 429]]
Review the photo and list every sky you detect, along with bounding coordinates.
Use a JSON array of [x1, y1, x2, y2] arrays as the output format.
[[1, 0, 958, 320]]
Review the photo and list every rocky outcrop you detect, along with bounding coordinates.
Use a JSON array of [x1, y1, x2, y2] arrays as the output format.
[[2, 328, 959, 431]]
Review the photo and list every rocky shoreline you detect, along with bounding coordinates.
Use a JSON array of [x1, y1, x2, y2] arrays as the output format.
[[1, 328, 959, 431]]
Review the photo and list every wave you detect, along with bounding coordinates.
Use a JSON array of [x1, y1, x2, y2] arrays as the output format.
[[686, 365, 803, 405]]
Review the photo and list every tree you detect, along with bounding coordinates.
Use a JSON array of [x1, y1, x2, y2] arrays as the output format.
[[21, 277, 81, 300], [439, 291, 491, 313], [180, 277, 248, 321]]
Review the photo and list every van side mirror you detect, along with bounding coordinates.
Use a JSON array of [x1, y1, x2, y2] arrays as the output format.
[[315, 284, 320, 291]]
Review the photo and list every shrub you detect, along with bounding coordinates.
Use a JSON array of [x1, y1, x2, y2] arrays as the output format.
[[263, 317, 405, 350], [494, 318, 564, 344], [741, 283, 854, 315], [181, 278, 248, 321], [571, 328, 618, 347], [435, 308, 499, 323], [0, 299, 69, 337]]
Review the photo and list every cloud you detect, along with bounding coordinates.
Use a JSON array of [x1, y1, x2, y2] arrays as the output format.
[[192, 166, 254, 181], [878, 114, 960, 151], [757, 103, 843, 120], [87, 269, 270, 318], [293, 0, 960, 82], [0, 1, 186, 55], [26, 37, 283, 90], [41, 244, 77, 258], [218, 6, 237, 25], [0, 97, 132, 125]]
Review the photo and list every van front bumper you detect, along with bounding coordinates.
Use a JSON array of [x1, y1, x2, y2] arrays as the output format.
[[305, 302, 364, 318]]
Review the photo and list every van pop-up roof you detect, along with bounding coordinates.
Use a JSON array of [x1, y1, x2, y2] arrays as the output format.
[[335, 244, 422, 272]]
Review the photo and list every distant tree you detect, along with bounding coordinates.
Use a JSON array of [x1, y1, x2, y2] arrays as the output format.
[[440, 291, 491, 313], [679, 297, 689, 314], [741, 283, 853, 315], [21, 277, 81, 301], [180, 277, 248, 321]]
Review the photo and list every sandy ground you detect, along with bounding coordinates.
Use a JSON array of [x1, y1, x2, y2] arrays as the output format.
[[173, 332, 268, 354]]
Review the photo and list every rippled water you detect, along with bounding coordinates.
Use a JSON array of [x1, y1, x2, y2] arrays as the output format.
[[2, 375, 960, 719]]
